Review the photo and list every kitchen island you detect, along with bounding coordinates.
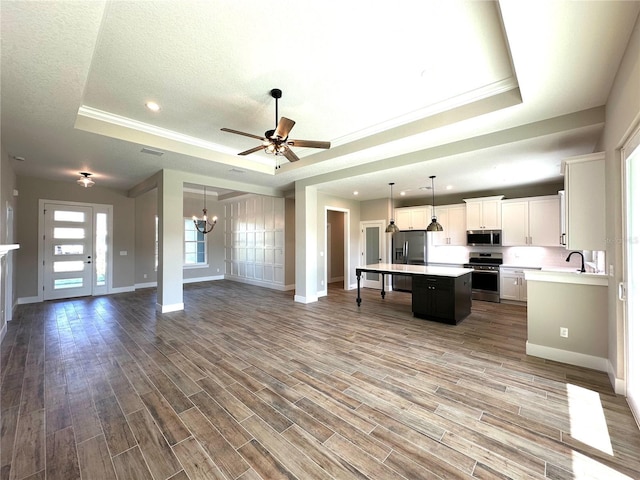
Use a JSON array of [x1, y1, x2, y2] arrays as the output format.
[[355, 263, 473, 324]]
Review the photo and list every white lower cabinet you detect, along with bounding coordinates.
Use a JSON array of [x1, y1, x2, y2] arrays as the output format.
[[500, 268, 535, 302]]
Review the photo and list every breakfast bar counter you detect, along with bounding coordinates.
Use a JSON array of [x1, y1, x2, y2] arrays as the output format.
[[355, 263, 473, 324]]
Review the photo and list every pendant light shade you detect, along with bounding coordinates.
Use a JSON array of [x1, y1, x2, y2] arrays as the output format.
[[426, 175, 443, 232], [385, 182, 400, 233]]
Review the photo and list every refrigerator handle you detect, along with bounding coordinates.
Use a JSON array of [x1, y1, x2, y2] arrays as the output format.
[[404, 241, 408, 261]]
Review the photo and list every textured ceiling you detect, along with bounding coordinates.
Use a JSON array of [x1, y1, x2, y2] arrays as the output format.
[[2, 1, 639, 201]]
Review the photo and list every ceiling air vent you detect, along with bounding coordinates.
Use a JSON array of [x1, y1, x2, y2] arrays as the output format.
[[229, 168, 245, 174], [140, 147, 164, 156]]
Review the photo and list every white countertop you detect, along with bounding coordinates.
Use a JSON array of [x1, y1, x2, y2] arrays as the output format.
[[524, 268, 608, 286], [358, 263, 473, 277]]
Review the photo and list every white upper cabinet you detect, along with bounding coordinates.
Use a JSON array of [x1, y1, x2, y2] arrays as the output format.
[[463, 196, 504, 230], [562, 152, 606, 251], [395, 206, 430, 230], [502, 196, 560, 246], [432, 204, 467, 246]]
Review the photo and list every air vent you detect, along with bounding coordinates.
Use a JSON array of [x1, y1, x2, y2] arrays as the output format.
[[229, 168, 245, 174], [140, 147, 164, 156]]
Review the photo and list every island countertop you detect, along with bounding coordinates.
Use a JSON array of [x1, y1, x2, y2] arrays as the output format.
[[356, 263, 473, 277]]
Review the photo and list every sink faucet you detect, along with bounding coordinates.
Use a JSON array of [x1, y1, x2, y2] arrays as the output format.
[[565, 251, 586, 273]]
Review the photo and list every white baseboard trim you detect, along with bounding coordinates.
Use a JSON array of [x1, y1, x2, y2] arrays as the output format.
[[224, 275, 293, 291], [608, 360, 626, 395], [526, 341, 608, 372], [329, 276, 344, 283], [110, 286, 136, 294], [294, 294, 319, 304], [0, 322, 6, 344], [348, 282, 358, 290], [184, 275, 224, 284], [318, 289, 328, 298], [18, 296, 41, 305], [135, 281, 157, 289], [156, 302, 184, 313]]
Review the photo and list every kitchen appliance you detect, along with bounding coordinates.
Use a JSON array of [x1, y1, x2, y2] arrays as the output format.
[[467, 230, 502, 246], [463, 252, 503, 303], [391, 230, 428, 292]]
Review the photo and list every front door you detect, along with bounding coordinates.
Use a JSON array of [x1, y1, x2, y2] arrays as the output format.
[[360, 221, 384, 289], [43, 204, 94, 300]]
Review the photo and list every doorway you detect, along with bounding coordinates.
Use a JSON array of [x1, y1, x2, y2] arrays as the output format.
[[623, 126, 640, 425], [39, 200, 113, 301], [360, 220, 385, 290], [325, 208, 349, 293]]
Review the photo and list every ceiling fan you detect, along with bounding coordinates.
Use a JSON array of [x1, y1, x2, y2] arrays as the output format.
[[221, 88, 331, 164]]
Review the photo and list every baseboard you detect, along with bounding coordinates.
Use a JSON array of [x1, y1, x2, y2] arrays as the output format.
[[329, 276, 344, 283], [135, 281, 157, 289], [348, 282, 358, 290], [18, 296, 41, 305], [224, 275, 292, 292], [110, 286, 136, 294], [526, 341, 608, 372], [608, 360, 626, 395], [0, 322, 6, 344], [156, 302, 184, 313], [318, 289, 328, 298], [184, 275, 224, 284], [294, 294, 319, 304]]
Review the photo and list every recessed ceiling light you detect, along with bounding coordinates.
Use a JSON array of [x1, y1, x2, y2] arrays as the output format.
[[446, 185, 453, 190], [400, 191, 406, 196], [353, 191, 358, 196], [145, 101, 160, 112]]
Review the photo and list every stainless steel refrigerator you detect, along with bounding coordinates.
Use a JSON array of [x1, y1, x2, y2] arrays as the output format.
[[391, 230, 428, 292]]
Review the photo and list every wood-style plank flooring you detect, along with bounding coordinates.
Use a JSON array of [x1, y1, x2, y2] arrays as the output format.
[[2, 280, 639, 480]]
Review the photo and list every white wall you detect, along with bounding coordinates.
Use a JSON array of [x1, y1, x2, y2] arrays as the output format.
[[601, 13, 640, 390]]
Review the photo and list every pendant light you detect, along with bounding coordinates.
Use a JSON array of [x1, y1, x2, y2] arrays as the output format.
[[426, 175, 443, 232], [385, 182, 400, 233], [192, 186, 217, 234]]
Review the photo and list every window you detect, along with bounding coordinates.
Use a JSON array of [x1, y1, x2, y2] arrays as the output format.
[[184, 218, 207, 266]]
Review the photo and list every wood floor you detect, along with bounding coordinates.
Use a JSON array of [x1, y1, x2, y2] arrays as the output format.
[[2, 281, 639, 480]]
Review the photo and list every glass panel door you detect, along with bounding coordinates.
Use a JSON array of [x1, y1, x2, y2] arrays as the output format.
[[44, 204, 94, 300], [360, 221, 384, 290]]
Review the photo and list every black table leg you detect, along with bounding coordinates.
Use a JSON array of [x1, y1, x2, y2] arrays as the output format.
[[380, 273, 386, 299], [356, 271, 362, 306]]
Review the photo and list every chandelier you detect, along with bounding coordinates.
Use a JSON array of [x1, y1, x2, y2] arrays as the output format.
[[192, 186, 217, 234]]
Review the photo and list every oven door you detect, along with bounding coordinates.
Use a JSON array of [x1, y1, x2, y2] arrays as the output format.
[[470, 269, 500, 302]]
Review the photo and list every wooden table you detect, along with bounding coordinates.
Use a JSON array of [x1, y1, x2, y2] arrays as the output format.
[[355, 263, 473, 324]]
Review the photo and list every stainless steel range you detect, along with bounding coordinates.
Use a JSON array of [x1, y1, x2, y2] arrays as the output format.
[[463, 252, 503, 303]]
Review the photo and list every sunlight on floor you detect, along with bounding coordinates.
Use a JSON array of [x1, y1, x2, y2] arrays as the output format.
[[567, 383, 613, 455]]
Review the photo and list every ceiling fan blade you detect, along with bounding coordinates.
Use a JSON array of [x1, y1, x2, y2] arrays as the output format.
[[282, 147, 300, 163], [221, 127, 264, 141], [273, 117, 295, 139], [238, 145, 265, 156], [287, 139, 331, 149]]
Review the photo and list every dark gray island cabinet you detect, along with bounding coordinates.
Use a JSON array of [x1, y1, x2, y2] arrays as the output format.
[[355, 264, 473, 324], [412, 273, 471, 324]]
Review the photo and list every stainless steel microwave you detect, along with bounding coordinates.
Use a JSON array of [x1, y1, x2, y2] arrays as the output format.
[[467, 230, 502, 246]]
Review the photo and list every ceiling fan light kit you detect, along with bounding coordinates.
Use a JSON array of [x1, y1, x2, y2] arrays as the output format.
[[221, 88, 330, 168]]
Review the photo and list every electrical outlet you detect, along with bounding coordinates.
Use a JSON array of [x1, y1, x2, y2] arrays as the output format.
[[143, 274, 147, 279], [560, 327, 569, 338]]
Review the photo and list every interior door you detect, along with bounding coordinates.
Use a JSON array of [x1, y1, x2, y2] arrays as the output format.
[[43, 204, 94, 300], [624, 131, 640, 425], [360, 221, 384, 289]]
